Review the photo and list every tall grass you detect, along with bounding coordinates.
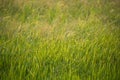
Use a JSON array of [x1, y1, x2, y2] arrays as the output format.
[[0, 0, 120, 80]]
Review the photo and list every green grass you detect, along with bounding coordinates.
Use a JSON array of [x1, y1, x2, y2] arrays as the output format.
[[0, 0, 120, 80]]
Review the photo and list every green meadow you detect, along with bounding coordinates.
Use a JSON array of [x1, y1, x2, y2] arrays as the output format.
[[0, 0, 120, 80]]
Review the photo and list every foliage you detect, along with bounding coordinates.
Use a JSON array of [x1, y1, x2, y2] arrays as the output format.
[[0, 0, 120, 80]]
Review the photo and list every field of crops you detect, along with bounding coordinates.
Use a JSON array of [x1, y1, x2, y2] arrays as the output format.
[[0, 0, 120, 80]]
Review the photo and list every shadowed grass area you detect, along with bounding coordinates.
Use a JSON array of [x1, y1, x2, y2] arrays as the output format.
[[0, 0, 120, 80]]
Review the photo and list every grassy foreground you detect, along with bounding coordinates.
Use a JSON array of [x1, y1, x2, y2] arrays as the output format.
[[0, 0, 120, 80]]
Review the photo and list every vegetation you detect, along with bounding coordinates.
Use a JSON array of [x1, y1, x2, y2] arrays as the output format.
[[0, 0, 120, 80]]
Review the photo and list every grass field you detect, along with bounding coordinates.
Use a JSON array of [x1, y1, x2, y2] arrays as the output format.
[[0, 0, 120, 80]]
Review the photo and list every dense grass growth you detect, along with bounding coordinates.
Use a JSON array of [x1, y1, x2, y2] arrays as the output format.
[[0, 0, 120, 80]]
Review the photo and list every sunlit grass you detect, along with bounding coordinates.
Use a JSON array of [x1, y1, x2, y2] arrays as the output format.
[[0, 0, 120, 80]]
